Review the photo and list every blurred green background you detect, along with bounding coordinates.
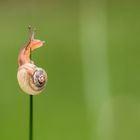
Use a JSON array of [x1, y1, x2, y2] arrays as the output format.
[[0, 0, 140, 140]]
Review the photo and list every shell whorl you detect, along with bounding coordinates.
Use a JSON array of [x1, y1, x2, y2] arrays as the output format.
[[17, 63, 47, 95]]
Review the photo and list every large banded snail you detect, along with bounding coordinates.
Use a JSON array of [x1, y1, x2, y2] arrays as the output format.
[[17, 28, 48, 95]]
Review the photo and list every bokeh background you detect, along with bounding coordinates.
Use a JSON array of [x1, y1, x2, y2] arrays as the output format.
[[0, 0, 140, 140]]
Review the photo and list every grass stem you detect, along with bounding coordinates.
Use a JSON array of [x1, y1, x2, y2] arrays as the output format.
[[29, 95, 33, 140]]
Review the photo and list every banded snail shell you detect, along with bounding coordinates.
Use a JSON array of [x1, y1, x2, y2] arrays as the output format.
[[17, 63, 47, 95]]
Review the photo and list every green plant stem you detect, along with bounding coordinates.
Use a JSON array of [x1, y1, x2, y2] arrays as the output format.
[[29, 95, 33, 140]]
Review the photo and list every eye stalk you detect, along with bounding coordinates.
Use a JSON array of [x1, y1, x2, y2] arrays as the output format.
[[18, 26, 45, 66]]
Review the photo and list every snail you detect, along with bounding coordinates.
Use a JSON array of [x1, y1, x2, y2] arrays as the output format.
[[17, 28, 48, 95]]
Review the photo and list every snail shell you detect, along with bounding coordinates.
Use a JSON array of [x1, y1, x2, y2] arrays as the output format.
[[17, 29, 48, 95], [17, 63, 47, 95]]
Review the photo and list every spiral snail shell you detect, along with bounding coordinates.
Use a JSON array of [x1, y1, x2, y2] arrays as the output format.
[[17, 28, 48, 95]]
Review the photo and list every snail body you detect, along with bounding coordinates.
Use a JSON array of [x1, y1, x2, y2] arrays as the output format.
[[17, 29, 47, 95]]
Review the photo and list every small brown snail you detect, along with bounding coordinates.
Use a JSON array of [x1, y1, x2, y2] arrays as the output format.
[[17, 28, 48, 95]]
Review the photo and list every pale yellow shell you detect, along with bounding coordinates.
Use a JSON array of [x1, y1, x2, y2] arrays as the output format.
[[17, 63, 47, 95]]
